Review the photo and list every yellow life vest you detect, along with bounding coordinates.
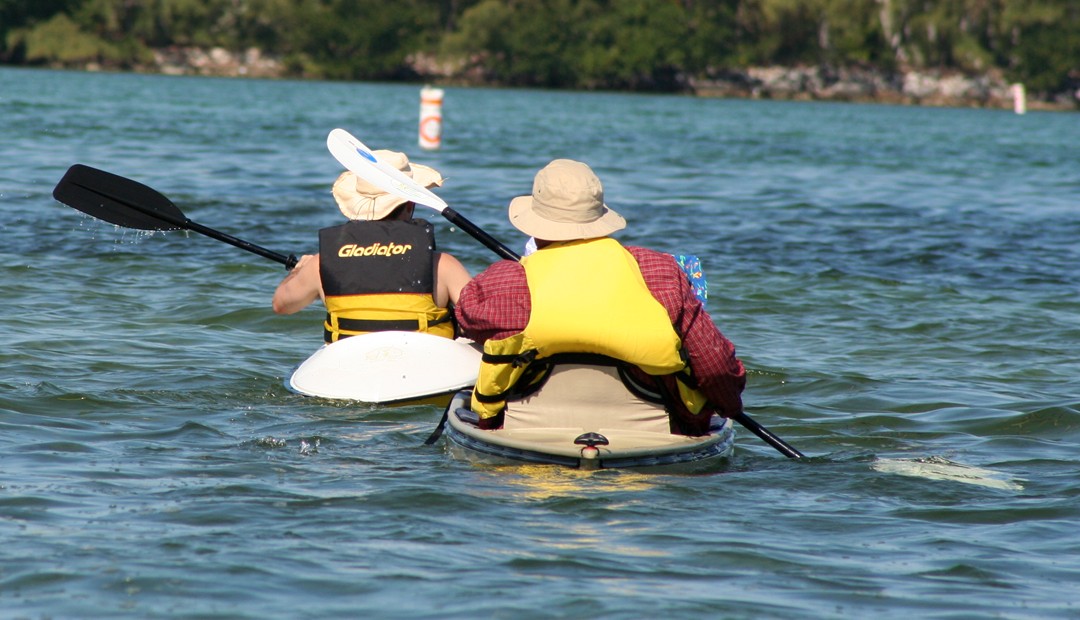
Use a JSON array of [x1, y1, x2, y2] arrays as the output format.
[[471, 238, 707, 419]]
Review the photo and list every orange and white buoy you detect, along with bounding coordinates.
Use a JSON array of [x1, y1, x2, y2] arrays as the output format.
[[419, 86, 444, 150]]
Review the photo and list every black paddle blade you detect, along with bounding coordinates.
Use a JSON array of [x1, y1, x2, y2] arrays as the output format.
[[53, 164, 188, 231]]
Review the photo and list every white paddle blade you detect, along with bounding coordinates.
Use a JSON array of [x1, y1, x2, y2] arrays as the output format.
[[326, 128, 448, 212], [289, 331, 480, 403]]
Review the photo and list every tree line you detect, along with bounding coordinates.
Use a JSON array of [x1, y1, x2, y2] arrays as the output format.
[[2, 0, 1077, 99]]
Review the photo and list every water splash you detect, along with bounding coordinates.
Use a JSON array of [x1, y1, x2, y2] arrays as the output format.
[[255, 436, 287, 449], [73, 217, 166, 246], [299, 438, 321, 455], [117, 227, 164, 247]]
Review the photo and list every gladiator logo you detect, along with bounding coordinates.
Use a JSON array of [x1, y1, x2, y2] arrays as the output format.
[[338, 242, 413, 257]]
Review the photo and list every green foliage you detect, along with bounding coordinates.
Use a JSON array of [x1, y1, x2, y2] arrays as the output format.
[[681, 0, 739, 72], [1003, 3, 1080, 94], [727, 0, 836, 66], [0, 0, 83, 61], [286, 0, 444, 80], [6, 13, 120, 65], [443, 0, 583, 86], [440, 0, 514, 58], [817, 0, 890, 68], [576, 0, 688, 88], [444, 0, 728, 89]]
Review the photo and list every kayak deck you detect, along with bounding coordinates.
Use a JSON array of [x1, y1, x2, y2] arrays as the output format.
[[443, 392, 735, 473]]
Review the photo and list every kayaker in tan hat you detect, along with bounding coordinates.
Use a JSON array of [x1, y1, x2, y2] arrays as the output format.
[[454, 159, 745, 435], [273, 150, 470, 343]]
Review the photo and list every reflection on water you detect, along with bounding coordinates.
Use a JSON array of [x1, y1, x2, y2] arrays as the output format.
[[490, 464, 661, 498]]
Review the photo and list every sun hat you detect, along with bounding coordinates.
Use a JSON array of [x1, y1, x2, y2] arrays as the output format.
[[508, 159, 625, 241], [332, 150, 444, 220]]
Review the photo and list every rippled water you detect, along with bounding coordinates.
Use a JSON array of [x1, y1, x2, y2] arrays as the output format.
[[2, 67, 1079, 618]]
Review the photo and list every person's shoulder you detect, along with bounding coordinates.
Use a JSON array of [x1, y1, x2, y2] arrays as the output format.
[[624, 245, 686, 293], [461, 259, 527, 300], [478, 259, 526, 279], [625, 245, 678, 268]]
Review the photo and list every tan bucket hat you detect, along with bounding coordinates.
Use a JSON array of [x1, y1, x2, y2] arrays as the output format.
[[508, 159, 625, 241], [332, 150, 444, 220]]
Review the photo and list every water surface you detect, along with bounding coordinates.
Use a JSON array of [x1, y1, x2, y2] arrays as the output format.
[[2, 67, 1079, 618]]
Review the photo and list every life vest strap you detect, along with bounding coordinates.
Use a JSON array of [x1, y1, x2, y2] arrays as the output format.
[[480, 349, 538, 368], [478, 353, 672, 407], [616, 365, 667, 404]]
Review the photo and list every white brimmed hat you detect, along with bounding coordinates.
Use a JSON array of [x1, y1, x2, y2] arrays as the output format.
[[332, 150, 443, 220], [508, 159, 625, 241]]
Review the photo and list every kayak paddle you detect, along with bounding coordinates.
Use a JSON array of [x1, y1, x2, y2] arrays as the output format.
[[326, 128, 521, 261], [52, 164, 299, 269]]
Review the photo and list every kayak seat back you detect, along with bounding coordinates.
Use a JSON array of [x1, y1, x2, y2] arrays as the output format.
[[504, 363, 670, 434]]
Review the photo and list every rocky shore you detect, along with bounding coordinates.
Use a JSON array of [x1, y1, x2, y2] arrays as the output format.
[[151, 46, 285, 79], [142, 46, 1076, 112], [689, 65, 1075, 111]]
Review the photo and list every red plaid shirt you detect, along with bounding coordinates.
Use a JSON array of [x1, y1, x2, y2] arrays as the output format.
[[455, 245, 746, 420]]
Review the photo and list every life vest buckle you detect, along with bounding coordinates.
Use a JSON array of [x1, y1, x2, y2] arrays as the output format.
[[511, 349, 538, 368]]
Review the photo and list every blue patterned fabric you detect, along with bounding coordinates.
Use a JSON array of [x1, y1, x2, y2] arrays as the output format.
[[674, 253, 708, 304]]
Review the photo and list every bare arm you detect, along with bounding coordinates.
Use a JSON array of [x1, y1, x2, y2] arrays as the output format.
[[272, 254, 323, 314], [434, 252, 472, 307]]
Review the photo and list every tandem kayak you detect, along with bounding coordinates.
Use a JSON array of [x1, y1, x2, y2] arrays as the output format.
[[439, 390, 736, 473], [287, 331, 481, 406]]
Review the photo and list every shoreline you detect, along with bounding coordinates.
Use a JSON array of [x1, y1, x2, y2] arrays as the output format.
[[33, 45, 1080, 112]]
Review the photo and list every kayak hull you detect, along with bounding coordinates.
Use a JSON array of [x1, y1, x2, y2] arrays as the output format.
[[443, 391, 735, 473]]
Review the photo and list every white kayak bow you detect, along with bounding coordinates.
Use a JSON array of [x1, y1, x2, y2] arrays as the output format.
[[289, 331, 481, 404]]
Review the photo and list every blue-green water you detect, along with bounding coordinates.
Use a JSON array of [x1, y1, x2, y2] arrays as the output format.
[[2, 66, 1079, 618]]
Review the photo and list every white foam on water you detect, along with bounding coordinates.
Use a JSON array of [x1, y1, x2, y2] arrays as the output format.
[[872, 455, 1024, 491]]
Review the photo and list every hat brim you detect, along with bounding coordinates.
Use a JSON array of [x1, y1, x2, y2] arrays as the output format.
[[508, 195, 626, 241], [407, 162, 444, 191]]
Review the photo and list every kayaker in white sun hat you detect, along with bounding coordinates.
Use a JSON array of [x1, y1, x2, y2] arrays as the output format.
[[454, 159, 745, 435], [272, 150, 471, 343]]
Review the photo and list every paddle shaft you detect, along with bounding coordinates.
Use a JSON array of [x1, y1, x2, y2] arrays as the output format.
[[183, 218, 298, 268], [732, 412, 805, 459], [442, 207, 519, 261]]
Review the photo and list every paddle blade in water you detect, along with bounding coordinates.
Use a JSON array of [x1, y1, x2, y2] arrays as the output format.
[[53, 164, 187, 231]]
